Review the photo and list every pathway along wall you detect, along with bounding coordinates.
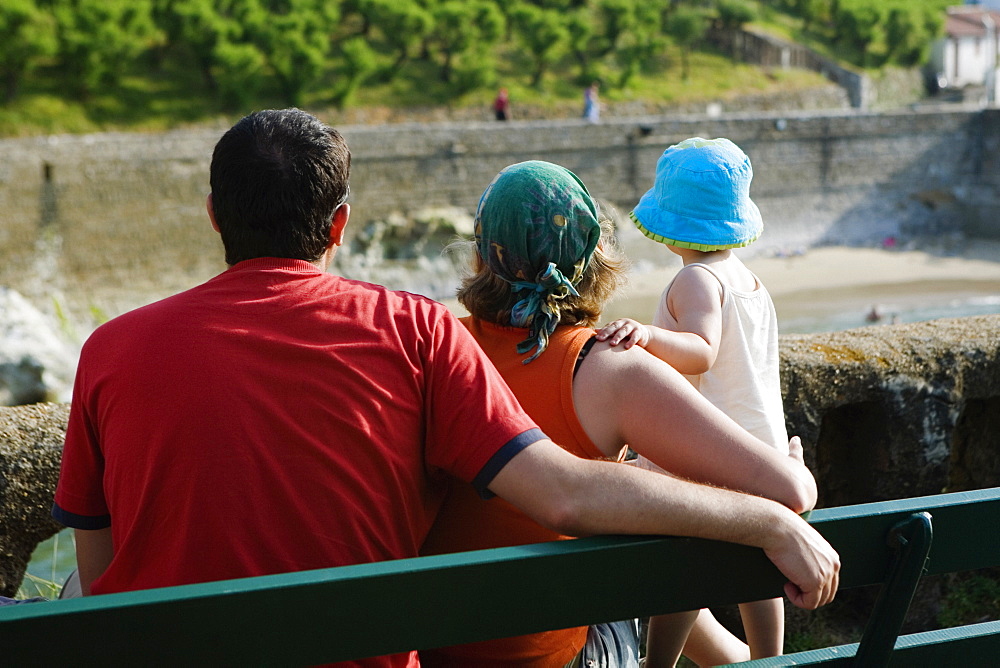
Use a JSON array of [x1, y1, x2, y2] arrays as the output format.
[[0, 108, 998, 326], [1, 314, 999, 601]]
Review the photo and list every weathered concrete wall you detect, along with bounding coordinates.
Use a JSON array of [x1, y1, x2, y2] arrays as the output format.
[[1, 109, 998, 324], [0, 402, 67, 595], [1, 315, 999, 596], [781, 315, 1000, 508]]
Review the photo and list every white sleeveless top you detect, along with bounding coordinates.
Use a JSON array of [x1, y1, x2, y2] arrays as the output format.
[[654, 262, 788, 453]]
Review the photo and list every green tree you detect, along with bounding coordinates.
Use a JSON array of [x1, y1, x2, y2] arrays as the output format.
[[595, 0, 636, 57], [212, 40, 267, 109], [665, 7, 707, 80], [616, 2, 667, 87], [833, 1, 883, 66], [884, 6, 941, 67], [715, 0, 755, 31], [565, 9, 597, 81], [425, 1, 503, 84], [362, 0, 433, 70], [152, 0, 243, 94], [510, 3, 570, 88], [331, 36, 377, 108], [242, 0, 338, 107], [791, 0, 827, 32], [0, 0, 58, 102], [50, 0, 159, 97]]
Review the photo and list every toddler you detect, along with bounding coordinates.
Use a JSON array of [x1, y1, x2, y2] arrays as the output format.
[[599, 138, 790, 665]]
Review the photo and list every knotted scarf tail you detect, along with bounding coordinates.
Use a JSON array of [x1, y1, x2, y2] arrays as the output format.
[[509, 262, 580, 364]]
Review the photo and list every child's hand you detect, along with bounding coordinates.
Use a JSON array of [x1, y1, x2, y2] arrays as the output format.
[[596, 318, 650, 349]]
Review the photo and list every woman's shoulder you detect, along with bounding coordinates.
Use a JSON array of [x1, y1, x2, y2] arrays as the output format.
[[575, 337, 666, 385]]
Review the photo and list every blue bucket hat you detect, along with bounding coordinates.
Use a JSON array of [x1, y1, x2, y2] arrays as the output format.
[[630, 137, 763, 251]]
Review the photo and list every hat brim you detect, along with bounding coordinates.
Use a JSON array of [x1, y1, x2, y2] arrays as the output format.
[[630, 189, 763, 252]]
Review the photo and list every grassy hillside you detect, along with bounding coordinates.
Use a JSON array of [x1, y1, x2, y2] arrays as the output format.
[[0, 0, 943, 137]]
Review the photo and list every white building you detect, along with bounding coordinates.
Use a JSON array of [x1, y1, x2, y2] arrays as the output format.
[[929, 5, 1000, 103]]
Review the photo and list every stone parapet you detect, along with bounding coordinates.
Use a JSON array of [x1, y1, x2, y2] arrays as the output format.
[[781, 315, 1000, 508], [1, 315, 999, 595]]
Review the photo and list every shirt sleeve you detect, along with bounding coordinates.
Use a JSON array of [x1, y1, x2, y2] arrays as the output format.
[[421, 308, 544, 490], [52, 357, 111, 530]]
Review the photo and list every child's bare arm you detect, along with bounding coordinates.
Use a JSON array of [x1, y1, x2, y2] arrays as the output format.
[[597, 266, 724, 375], [656, 265, 724, 374], [596, 318, 710, 374]]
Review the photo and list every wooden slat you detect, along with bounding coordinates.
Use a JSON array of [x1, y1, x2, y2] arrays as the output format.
[[0, 488, 997, 665], [733, 620, 1000, 667]]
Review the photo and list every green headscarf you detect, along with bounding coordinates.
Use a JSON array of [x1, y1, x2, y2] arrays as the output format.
[[475, 160, 600, 363]]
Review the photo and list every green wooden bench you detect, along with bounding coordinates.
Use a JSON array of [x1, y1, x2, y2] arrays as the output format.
[[2, 487, 998, 666]]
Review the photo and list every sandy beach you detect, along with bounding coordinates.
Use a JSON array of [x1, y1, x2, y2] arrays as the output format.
[[447, 244, 1000, 334], [608, 245, 1000, 333]]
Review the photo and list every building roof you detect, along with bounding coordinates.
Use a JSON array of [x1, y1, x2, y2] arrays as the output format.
[[946, 6, 1000, 39]]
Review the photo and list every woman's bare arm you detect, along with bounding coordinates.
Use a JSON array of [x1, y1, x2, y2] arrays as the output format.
[[572, 341, 816, 514], [487, 440, 838, 610]]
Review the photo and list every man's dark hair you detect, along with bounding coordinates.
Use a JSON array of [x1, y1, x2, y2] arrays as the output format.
[[209, 109, 351, 264]]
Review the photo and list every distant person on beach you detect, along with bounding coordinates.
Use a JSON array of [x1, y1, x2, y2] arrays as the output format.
[[583, 81, 601, 123], [493, 87, 511, 121], [598, 138, 790, 663], [52, 113, 838, 668], [421, 160, 832, 667]]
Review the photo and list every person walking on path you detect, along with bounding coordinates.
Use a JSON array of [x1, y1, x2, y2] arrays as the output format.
[[494, 87, 511, 121], [583, 81, 601, 123]]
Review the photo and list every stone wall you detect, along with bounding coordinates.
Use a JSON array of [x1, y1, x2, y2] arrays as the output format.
[[1, 315, 998, 597], [1, 109, 998, 325]]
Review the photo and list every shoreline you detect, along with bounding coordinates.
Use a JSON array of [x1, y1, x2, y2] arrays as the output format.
[[447, 245, 1000, 333], [610, 245, 1000, 333]]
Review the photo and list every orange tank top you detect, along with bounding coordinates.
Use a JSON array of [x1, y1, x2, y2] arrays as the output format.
[[420, 319, 617, 668]]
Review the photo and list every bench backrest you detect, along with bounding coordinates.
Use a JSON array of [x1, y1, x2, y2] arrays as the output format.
[[2, 488, 999, 666]]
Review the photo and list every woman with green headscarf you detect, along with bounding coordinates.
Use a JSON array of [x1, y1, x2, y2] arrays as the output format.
[[420, 161, 819, 668]]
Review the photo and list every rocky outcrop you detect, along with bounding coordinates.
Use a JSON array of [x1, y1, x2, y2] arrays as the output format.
[[0, 287, 76, 406], [780, 314, 1000, 508], [0, 402, 67, 596], [1, 316, 999, 597]]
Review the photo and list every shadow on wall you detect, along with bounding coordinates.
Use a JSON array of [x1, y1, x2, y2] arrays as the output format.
[[810, 110, 1000, 251]]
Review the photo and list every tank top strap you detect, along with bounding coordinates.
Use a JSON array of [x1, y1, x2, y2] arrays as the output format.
[[664, 262, 727, 301]]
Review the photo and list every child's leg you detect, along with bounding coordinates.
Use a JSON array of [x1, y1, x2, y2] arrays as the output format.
[[642, 610, 698, 668], [678, 608, 750, 667], [738, 597, 784, 659]]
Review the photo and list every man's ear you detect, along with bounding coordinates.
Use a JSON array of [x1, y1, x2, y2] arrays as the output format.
[[206, 193, 220, 233], [328, 203, 350, 248]]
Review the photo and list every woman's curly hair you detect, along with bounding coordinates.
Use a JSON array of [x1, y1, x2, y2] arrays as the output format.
[[455, 204, 630, 328]]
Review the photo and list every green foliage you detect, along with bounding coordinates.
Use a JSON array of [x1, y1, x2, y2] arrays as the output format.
[[425, 1, 505, 87], [939, 573, 1000, 628], [0, 0, 58, 102], [777, 0, 949, 68], [212, 40, 268, 110], [242, 0, 337, 106], [360, 0, 433, 69], [715, 0, 756, 31], [510, 3, 570, 87], [0, 0, 948, 135], [332, 36, 378, 108], [50, 0, 159, 97], [614, 2, 668, 87], [665, 7, 709, 80]]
